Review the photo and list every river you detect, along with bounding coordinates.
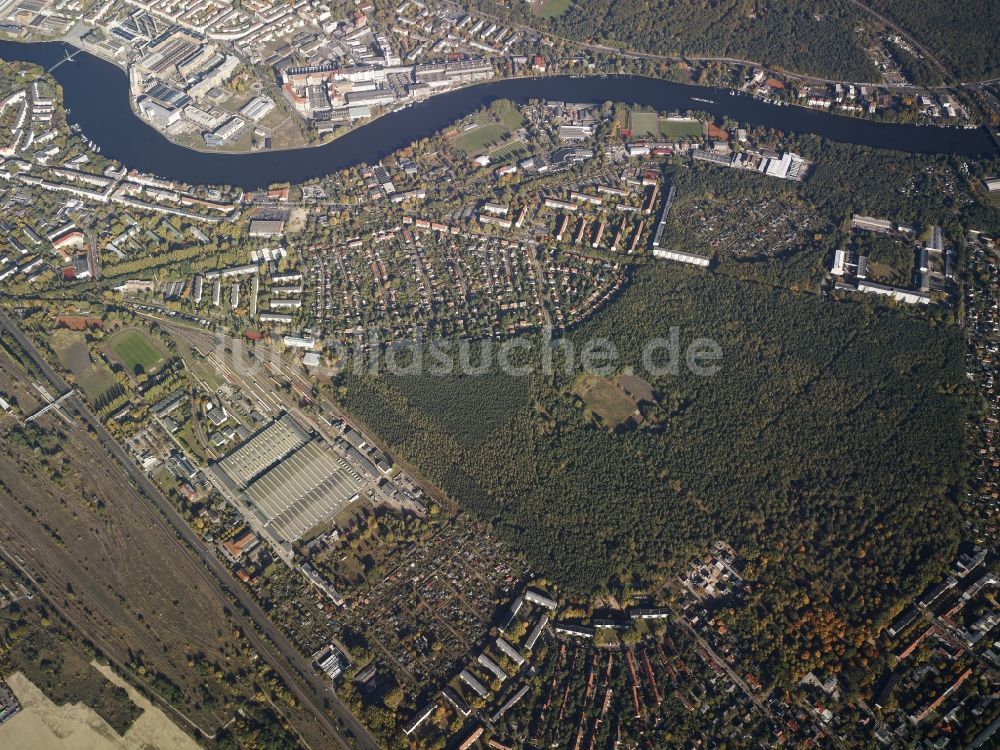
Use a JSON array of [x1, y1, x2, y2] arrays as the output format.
[[1, 40, 995, 191]]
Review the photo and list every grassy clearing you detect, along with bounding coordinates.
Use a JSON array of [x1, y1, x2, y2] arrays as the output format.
[[78, 367, 118, 402], [190, 358, 225, 390], [52, 330, 91, 374], [105, 328, 165, 375], [532, 0, 572, 19], [627, 110, 703, 139], [572, 373, 637, 429]]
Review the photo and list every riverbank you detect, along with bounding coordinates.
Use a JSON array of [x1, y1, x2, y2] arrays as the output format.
[[1, 39, 995, 190]]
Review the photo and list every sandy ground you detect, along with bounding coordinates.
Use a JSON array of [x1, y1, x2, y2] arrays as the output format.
[[91, 662, 202, 750], [0, 668, 202, 750]]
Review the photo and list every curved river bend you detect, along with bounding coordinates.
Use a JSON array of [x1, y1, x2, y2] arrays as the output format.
[[1, 40, 995, 191]]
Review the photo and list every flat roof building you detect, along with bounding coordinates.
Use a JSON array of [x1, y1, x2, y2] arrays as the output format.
[[477, 653, 507, 682], [249, 219, 286, 237], [216, 413, 311, 489], [653, 248, 711, 267], [500, 595, 523, 632], [240, 96, 276, 121], [495, 637, 525, 666], [630, 607, 671, 620], [851, 214, 893, 233], [856, 280, 930, 305], [831, 248, 848, 276], [524, 588, 557, 610], [441, 686, 471, 717], [553, 621, 596, 638], [490, 685, 529, 723], [243, 440, 363, 543], [459, 669, 489, 698], [402, 702, 435, 735], [524, 613, 549, 651]]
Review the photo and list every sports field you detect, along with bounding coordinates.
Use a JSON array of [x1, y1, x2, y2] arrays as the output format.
[[490, 140, 529, 161], [660, 118, 704, 139], [454, 123, 511, 155], [454, 107, 524, 155], [105, 328, 165, 375], [628, 110, 659, 138], [628, 110, 704, 140]]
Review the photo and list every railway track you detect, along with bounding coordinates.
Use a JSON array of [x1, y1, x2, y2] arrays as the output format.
[[0, 309, 378, 750]]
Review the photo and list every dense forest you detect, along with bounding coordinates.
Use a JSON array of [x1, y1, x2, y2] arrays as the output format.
[[337, 263, 971, 680], [868, 0, 1000, 80], [473, 0, 881, 81]]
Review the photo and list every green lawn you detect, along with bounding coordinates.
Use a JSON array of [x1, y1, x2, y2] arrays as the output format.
[[499, 108, 525, 131], [660, 118, 704, 139], [79, 366, 119, 402], [490, 140, 529, 162], [454, 123, 512, 155], [106, 328, 165, 374], [628, 111, 659, 138]]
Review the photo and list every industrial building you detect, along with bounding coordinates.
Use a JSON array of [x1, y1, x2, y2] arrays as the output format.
[[213, 414, 363, 544], [216, 413, 311, 488], [243, 440, 363, 543]]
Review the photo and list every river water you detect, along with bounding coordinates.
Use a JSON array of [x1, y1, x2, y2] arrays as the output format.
[[1, 40, 995, 190]]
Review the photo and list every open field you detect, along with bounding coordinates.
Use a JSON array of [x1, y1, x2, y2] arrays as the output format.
[[627, 111, 703, 139], [572, 373, 638, 429], [77, 368, 119, 403], [92, 663, 202, 750], [0, 672, 136, 750], [52, 329, 91, 374], [852, 233, 915, 286], [498, 107, 525, 131], [51, 329, 118, 402], [0, 347, 255, 731], [0, 430, 246, 729], [103, 327, 165, 375]]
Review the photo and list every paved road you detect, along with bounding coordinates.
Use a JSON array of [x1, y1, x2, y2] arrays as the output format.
[[0, 309, 380, 750]]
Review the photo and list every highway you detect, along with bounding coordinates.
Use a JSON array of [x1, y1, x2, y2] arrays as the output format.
[[0, 309, 380, 750]]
